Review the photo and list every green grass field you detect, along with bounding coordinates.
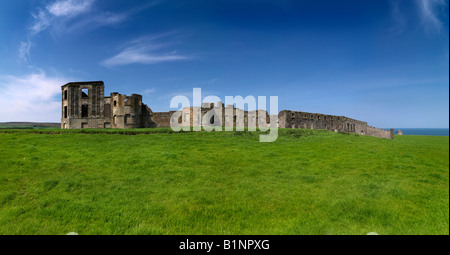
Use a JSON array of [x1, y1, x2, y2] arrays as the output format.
[[0, 129, 448, 235]]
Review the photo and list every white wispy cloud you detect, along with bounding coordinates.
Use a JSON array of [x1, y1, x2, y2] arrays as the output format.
[[18, 41, 32, 62], [29, 9, 51, 35], [29, 0, 158, 36], [389, 0, 447, 35], [416, 0, 446, 33], [29, 0, 94, 35], [388, 0, 408, 36], [196, 78, 219, 86], [0, 71, 69, 122], [23, 0, 95, 61], [101, 35, 192, 67], [28, 0, 113, 36], [46, 0, 94, 17], [142, 88, 156, 95], [22, 0, 155, 61]]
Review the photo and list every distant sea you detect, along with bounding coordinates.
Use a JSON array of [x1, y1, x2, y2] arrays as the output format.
[[391, 128, 449, 136]]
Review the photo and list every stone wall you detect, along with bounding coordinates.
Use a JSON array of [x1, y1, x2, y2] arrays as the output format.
[[163, 102, 271, 129], [150, 104, 393, 139], [366, 126, 393, 139], [152, 111, 175, 127], [278, 110, 393, 139]]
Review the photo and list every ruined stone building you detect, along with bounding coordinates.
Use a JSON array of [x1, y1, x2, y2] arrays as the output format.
[[61, 81, 155, 129], [61, 81, 393, 139]]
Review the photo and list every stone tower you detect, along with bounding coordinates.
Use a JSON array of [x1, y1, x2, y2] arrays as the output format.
[[61, 81, 105, 129]]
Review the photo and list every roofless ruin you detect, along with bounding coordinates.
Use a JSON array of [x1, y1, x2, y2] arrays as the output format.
[[61, 81, 393, 139]]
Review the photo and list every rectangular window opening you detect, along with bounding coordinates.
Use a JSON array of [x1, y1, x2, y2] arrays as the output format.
[[82, 88, 89, 98], [81, 105, 89, 117], [104, 104, 111, 118], [125, 114, 131, 124]]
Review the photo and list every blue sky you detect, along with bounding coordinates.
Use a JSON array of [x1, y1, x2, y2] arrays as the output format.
[[0, 0, 448, 128]]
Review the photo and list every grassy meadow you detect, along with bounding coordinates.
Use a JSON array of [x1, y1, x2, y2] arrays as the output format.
[[0, 128, 448, 235]]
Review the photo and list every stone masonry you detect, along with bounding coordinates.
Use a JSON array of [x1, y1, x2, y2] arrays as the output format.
[[61, 81, 393, 139], [61, 81, 155, 129], [278, 110, 393, 139]]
